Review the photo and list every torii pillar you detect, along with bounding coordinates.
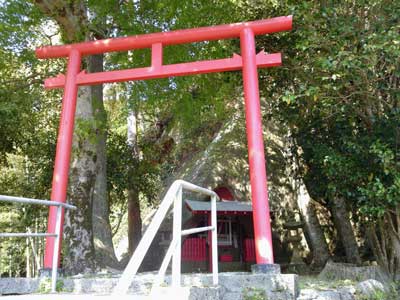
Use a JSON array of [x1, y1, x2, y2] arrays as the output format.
[[241, 28, 276, 271]]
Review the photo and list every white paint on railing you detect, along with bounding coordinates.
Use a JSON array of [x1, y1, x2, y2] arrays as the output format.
[[0, 194, 76, 293], [211, 194, 218, 285], [112, 181, 181, 295], [172, 185, 183, 287], [0, 195, 76, 209], [155, 238, 179, 286], [51, 205, 63, 293], [181, 226, 214, 236], [0, 233, 57, 238], [112, 180, 219, 295]]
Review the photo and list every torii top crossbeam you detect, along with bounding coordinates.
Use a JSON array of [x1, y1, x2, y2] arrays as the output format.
[[36, 16, 291, 58], [36, 15, 292, 273]]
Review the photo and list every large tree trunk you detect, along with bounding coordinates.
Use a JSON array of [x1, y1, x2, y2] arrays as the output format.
[[90, 54, 120, 269], [331, 196, 361, 264], [368, 209, 400, 279], [297, 183, 330, 267], [63, 83, 98, 274], [32, 1, 116, 274]]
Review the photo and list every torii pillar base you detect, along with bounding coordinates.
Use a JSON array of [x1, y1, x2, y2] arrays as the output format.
[[251, 263, 281, 274], [39, 267, 64, 278]]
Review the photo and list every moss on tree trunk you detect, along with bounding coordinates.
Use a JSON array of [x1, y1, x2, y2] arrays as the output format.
[[63, 85, 98, 274]]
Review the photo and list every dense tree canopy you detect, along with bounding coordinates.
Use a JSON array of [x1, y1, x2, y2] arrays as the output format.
[[248, 0, 399, 273], [0, 0, 398, 279]]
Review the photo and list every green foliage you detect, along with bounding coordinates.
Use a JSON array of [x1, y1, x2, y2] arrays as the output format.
[[0, 0, 63, 277], [243, 287, 267, 300], [241, 0, 400, 220], [101, 0, 241, 227], [234, 0, 399, 275], [38, 277, 65, 293], [1, 0, 399, 277], [356, 287, 399, 300]]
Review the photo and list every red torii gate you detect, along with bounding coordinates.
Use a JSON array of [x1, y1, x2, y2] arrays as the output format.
[[36, 16, 292, 271]]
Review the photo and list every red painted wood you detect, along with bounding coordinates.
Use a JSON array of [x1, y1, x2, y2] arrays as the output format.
[[240, 28, 274, 264], [208, 214, 212, 272], [36, 16, 292, 58], [182, 238, 206, 262], [214, 187, 234, 201], [44, 52, 281, 89], [220, 254, 233, 262], [243, 238, 256, 262], [151, 43, 163, 69], [43, 50, 81, 268], [193, 210, 250, 216]]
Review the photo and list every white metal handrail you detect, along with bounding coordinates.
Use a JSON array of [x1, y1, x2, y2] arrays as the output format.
[[112, 180, 219, 295], [0, 194, 76, 293]]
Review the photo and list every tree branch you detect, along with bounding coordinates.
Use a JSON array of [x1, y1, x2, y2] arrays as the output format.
[[31, 0, 88, 42]]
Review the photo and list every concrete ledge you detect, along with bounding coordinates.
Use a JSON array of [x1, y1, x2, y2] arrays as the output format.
[[1, 272, 298, 300], [0, 294, 146, 300], [180, 272, 298, 300], [0, 278, 40, 295], [150, 286, 219, 300], [318, 261, 389, 282]]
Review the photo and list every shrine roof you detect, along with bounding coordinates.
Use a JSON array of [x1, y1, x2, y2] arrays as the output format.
[[185, 199, 253, 214]]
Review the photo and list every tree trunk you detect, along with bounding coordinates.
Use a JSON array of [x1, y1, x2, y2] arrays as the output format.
[[127, 110, 142, 255], [63, 83, 97, 274], [90, 54, 120, 269], [368, 210, 400, 279], [26, 237, 30, 278], [128, 188, 142, 255], [331, 196, 361, 264], [297, 183, 330, 267], [32, 1, 115, 274]]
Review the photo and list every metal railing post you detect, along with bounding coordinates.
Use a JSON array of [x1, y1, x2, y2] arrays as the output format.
[[113, 180, 219, 295], [51, 205, 63, 293], [0, 195, 75, 294], [211, 194, 218, 285], [172, 186, 183, 287], [113, 181, 180, 295], [155, 238, 179, 286]]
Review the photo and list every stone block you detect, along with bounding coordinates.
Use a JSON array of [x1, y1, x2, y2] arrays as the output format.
[[0, 278, 39, 295], [318, 261, 389, 282], [356, 279, 388, 298], [179, 272, 298, 300], [150, 286, 219, 300]]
